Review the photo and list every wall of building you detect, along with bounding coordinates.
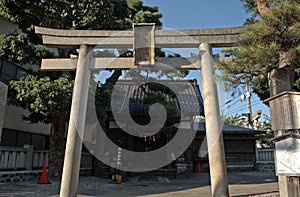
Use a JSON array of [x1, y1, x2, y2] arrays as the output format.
[[0, 17, 52, 139], [3, 105, 51, 136], [0, 59, 27, 81], [0, 17, 22, 34], [0, 82, 8, 142], [194, 132, 257, 172]]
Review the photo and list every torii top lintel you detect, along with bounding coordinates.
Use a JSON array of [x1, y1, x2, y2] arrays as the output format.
[[35, 25, 244, 49], [35, 24, 243, 70]]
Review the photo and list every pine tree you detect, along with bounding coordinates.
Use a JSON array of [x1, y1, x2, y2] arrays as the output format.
[[218, 0, 300, 100]]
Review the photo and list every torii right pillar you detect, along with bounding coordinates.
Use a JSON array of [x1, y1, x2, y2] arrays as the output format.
[[199, 43, 230, 197]]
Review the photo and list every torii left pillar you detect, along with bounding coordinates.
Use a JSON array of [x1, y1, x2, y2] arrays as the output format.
[[60, 44, 91, 196]]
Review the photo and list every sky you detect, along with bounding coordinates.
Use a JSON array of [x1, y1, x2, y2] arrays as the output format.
[[141, 0, 271, 120], [143, 0, 250, 29]]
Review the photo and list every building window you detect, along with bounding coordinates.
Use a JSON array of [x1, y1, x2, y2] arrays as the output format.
[[0, 129, 49, 150], [0, 59, 27, 81]]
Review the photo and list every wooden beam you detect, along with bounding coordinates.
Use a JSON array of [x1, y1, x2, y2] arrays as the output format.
[[41, 57, 202, 71], [41, 57, 233, 71], [35, 26, 244, 48], [42, 35, 133, 48], [41, 58, 77, 70], [155, 26, 244, 48], [35, 26, 132, 37]]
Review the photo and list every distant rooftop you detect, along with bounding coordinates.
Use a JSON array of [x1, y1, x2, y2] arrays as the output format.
[[108, 79, 204, 116], [194, 122, 261, 134]]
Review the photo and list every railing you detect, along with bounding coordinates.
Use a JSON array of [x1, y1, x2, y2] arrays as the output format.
[[256, 148, 274, 163], [0, 146, 28, 170], [255, 148, 275, 171], [0, 145, 93, 171], [32, 150, 49, 169], [226, 153, 255, 166]]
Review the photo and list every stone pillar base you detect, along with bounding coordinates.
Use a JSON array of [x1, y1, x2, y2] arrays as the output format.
[[175, 163, 188, 179]]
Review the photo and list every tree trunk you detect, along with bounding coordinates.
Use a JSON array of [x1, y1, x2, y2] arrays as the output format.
[[268, 68, 295, 97], [48, 116, 67, 180], [105, 70, 122, 85], [256, 0, 270, 14]]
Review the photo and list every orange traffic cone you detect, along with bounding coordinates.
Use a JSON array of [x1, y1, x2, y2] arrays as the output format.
[[38, 161, 50, 184]]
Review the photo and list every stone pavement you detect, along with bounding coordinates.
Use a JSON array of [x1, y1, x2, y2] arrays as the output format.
[[0, 171, 279, 197]]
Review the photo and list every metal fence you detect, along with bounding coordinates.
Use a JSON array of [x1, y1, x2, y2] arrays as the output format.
[[255, 148, 275, 171], [0, 145, 93, 171], [256, 148, 274, 163], [226, 153, 255, 166]]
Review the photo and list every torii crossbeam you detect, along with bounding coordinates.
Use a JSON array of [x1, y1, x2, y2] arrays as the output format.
[[35, 24, 243, 197]]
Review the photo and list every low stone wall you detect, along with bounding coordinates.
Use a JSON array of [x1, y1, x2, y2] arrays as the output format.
[[0, 170, 42, 183], [0, 168, 93, 183], [227, 164, 255, 172]]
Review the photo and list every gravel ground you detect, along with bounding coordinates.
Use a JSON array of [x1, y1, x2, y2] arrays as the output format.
[[0, 172, 279, 197], [249, 192, 279, 197]]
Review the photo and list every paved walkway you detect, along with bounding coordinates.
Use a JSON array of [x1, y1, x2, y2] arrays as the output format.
[[0, 171, 278, 197]]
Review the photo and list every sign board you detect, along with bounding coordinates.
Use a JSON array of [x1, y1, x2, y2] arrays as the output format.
[[133, 23, 155, 65], [264, 92, 300, 131], [275, 137, 300, 175]]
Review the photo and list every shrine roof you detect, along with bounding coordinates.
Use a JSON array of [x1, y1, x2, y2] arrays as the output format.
[[107, 79, 204, 117], [194, 122, 262, 134]]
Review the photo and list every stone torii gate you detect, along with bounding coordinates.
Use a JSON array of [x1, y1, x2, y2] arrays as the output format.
[[35, 24, 243, 197]]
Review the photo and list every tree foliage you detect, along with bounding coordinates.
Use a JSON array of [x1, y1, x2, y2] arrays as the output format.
[[1, 0, 163, 179], [1, 0, 163, 125], [223, 114, 244, 126], [10, 74, 73, 123], [0, 0, 162, 43], [0, 0, 126, 43], [218, 0, 300, 100], [9, 72, 73, 179], [0, 34, 53, 65]]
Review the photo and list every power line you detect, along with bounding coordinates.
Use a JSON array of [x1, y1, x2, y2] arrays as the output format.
[[226, 99, 264, 115], [226, 99, 260, 113], [226, 98, 253, 111], [224, 90, 247, 105], [226, 99, 243, 108], [226, 105, 248, 115], [226, 105, 247, 114]]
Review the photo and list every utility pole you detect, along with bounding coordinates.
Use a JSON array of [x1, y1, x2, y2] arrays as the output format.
[[245, 83, 252, 128]]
